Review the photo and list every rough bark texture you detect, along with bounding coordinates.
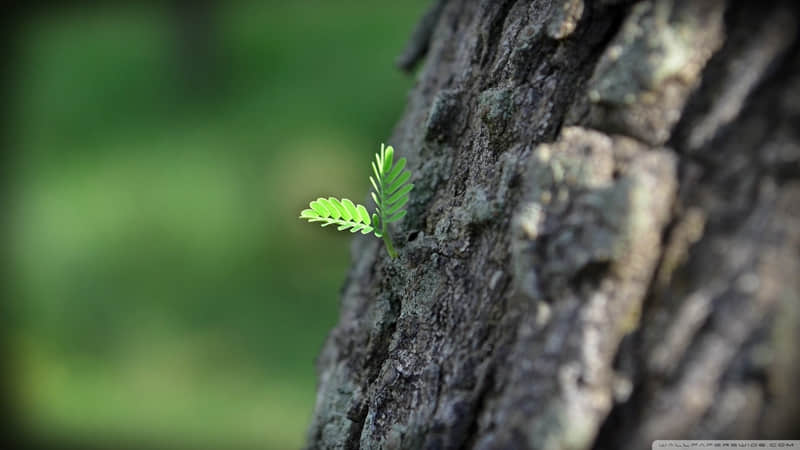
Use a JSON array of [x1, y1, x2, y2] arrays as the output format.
[[307, 1, 800, 448]]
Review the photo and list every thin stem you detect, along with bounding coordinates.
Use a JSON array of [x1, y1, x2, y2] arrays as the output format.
[[382, 233, 396, 258], [381, 219, 397, 258], [379, 209, 397, 259]]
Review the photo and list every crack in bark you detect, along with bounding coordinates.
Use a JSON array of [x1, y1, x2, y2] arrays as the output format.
[[475, 0, 518, 74]]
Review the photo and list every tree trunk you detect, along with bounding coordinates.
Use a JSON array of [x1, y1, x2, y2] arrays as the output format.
[[307, 0, 800, 448]]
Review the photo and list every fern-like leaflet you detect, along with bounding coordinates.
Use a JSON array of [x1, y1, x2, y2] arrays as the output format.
[[299, 143, 413, 258], [369, 143, 413, 258], [299, 198, 374, 234]]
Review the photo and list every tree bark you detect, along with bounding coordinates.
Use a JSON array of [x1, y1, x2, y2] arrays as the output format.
[[307, 0, 800, 448]]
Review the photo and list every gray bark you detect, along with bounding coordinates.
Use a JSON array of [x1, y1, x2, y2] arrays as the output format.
[[307, 0, 800, 448]]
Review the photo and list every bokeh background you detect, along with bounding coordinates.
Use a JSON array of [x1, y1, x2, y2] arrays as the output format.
[[6, 1, 427, 448]]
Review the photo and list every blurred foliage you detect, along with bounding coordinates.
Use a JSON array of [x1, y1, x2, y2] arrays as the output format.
[[8, 1, 427, 448]]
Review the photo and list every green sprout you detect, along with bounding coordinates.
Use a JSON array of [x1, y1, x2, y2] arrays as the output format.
[[299, 143, 413, 258]]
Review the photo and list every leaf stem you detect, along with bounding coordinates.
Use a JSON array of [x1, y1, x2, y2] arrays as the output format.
[[382, 232, 397, 258]]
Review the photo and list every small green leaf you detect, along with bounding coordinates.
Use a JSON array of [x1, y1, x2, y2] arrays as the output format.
[[387, 184, 414, 205], [386, 210, 407, 223], [329, 197, 348, 218], [371, 192, 381, 208], [384, 158, 407, 185], [357, 204, 371, 224], [309, 200, 328, 217], [318, 198, 339, 219], [342, 199, 359, 219], [386, 171, 411, 196], [385, 196, 409, 216], [383, 146, 394, 174], [369, 176, 380, 195], [300, 209, 318, 219], [372, 161, 381, 182]]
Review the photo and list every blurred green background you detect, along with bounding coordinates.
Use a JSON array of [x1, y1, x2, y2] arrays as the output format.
[[8, 2, 426, 448]]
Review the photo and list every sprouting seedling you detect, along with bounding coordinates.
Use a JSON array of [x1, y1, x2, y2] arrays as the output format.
[[299, 143, 413, 258]]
